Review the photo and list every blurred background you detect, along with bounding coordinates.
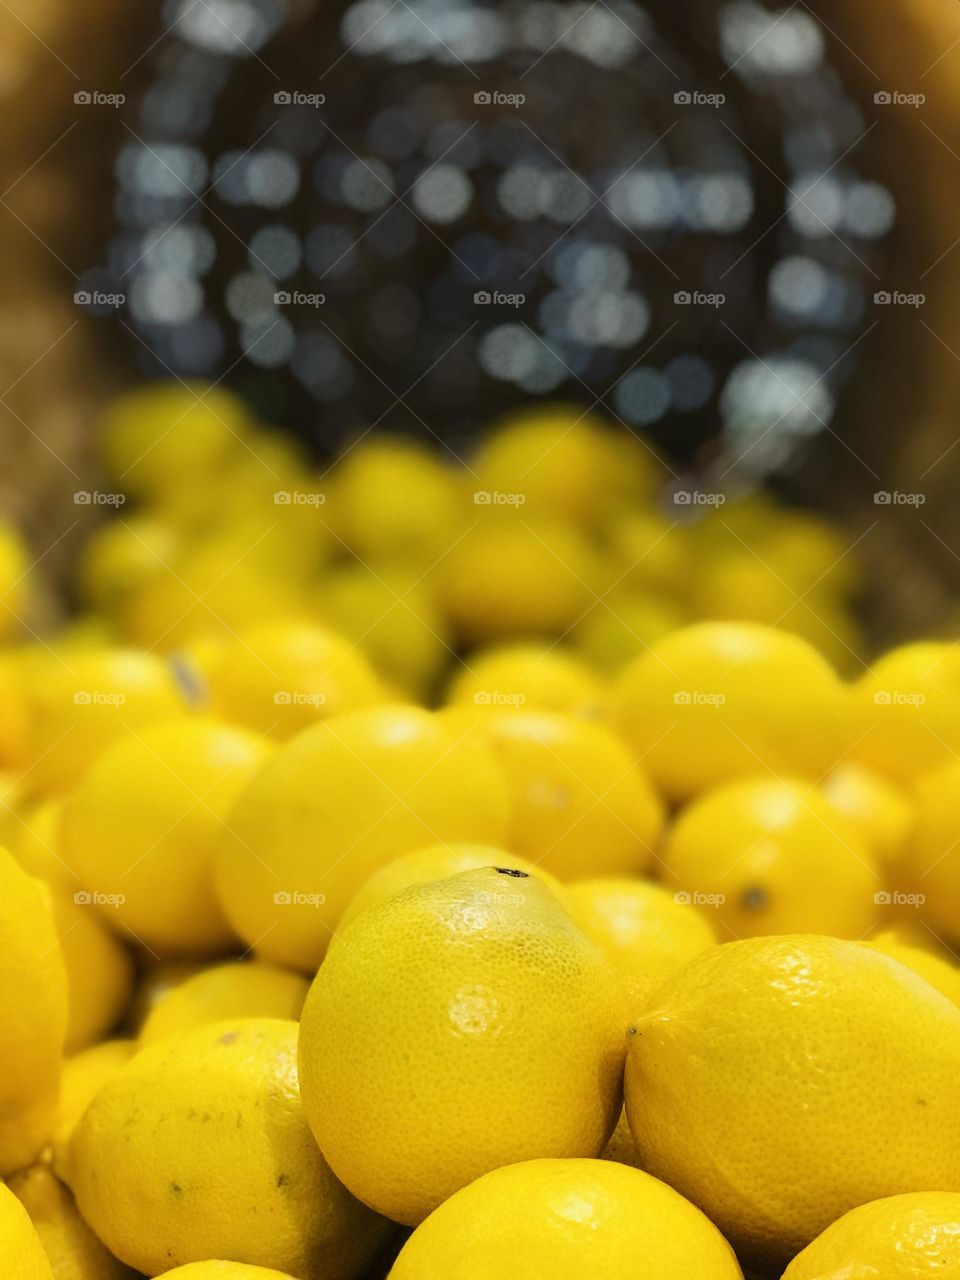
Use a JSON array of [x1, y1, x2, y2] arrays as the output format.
[[2, 0, 960, 653]]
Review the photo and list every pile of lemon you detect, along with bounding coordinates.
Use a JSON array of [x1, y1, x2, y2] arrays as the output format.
[[0, 383, 958, 1280]]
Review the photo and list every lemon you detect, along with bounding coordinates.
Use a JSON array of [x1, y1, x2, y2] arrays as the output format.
[[70, 1019, 388, 1277], [139, 960, 309, 1046], [867, 938, 960, 1005], [0, 1183, 53, 1280], [662, 776, 879, 939], [389, 1158, 743, 1279], [606, 512, 693, 598], [197, 620, 385, 739], [0, 848, 68, 1174], [298, 867, 625, 1225], [446, 642, 605, 718], [624, 935, 960, 1265], [328, 438, 464, 565], [99, 382, 252, 498], [470, 405, 620, 526], [337, 843, 564, 934], [571, 590, 684, 674], [53, 892, 135, 1053], [822, 761, 915, 871], [63, 719, 271, 957], [901, 761, 960, 941], [317, 560, 452, 699], [9, 1164, 136, 1280], [852, 643, 960, 782], [50, 1039, 137, 1182], [0, 520, 31, 642], [26, 648, 187, 795], [217, 705, 512, 970], [77, 514, 181, 613], [6, 796, 76, 891], [782, 1192, 960, 1278], [160, 1266, 301, 1279], [458, 709, 663, 881], [613, 622, 849, 801], [0, 652, 28, 765], [125, 960, 204, 1034], [437, 515, 603, 643], [565, 877, 716, 1013]]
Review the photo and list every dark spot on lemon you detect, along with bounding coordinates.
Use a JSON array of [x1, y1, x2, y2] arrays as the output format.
[[494, 867, 529, 878]]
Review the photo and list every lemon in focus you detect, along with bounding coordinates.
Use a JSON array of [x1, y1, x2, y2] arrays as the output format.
[[50, 1039, 137, 1182], [298, 867, 625, 1225], [139, 960, 309, 1046], [9, 1164, 135, 1280]]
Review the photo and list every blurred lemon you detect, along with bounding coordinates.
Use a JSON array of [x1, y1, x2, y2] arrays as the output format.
[[124, 959, 204, 1034], [9, 1164, 135, 1280], [7, 796, 75, 890], [0, 651, 28, 766], [446, 642, 605, 718], [76, 514, 181, 613], [53, 892, 135, 1053], [138, 960, 309, 1046], [900, 759, 960, 942], [571, 591, 684, 674], [607, 512, 693, 598], [867, 937, 960, 1005], [0, 520, 31, 642], [0, 1182, 54, 1279], [821, 762, 914, 871]]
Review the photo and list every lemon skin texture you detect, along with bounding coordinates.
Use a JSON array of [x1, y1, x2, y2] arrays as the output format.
[[613, 622, 850, 801], [565, 877, 717, 1014], [63, 719, 271, 957], [0, 848, 68, 1174], [138, 961, 309, 1047], [9, 1163, 137, 1280], [69, 1019, 388, 1279], [624, 935, 960, 1267], [661, 776, 879, 939], [51, 1039, 137, 1183], [388, 1158, 743, 1280], [336, 843, 564, 934], [298, 868, 626, 1225], [216, 705, 512, 971], [0, 1183, 54, 1280], [782, 1192, 960, 1278], [160, 1266, 302, 1279]]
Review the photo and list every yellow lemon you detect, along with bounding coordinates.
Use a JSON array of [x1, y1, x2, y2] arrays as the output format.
[[76, 514, 181, 614], [852, 643, 960, 782], [327, 438, 464, 565], [437, 515, 603, 643], [867, 938, 960, 1005], [0, 848, 68, 1174], [337, 843, 564, 934], [25, 648, 187, 796], [99, 381, 253, 498], [600, 1108, 643, 1169], [63, 719, 271, 957], [70, 1019, 388, 1278], [662, 776, 879, 939], [613, 622, 850, 801], [139, 960, 310, 1047], [624, 935, 960, 1266], [460, 709, 663, 881], [160, 1266, 302, 1279], [0, 652, 29, 765], [571, 590, 684, 675], [470, 405, 621, 526], [299, 868, 625, 1225], [900, 760, 960, 942], [388, 1158, 743, 1279], [197, 620, 385, 739], [50, 1039, 137, 1183], [317, 560, 452, 699], [125, 960, 204, 1034], [0, 1182, 54, 1280], [782, 1192, 960, 1278], [9, 1164, 136, 1280], [821, 761, 915, 871], [565, 877, 716, 1013], [0, 520, 31, 642], [606, 512, 694, 598], [53, 892, 135, 1053], [216, 705, 511, 971], [6, 796, 76, 891], [446, 642, 605, 718]]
